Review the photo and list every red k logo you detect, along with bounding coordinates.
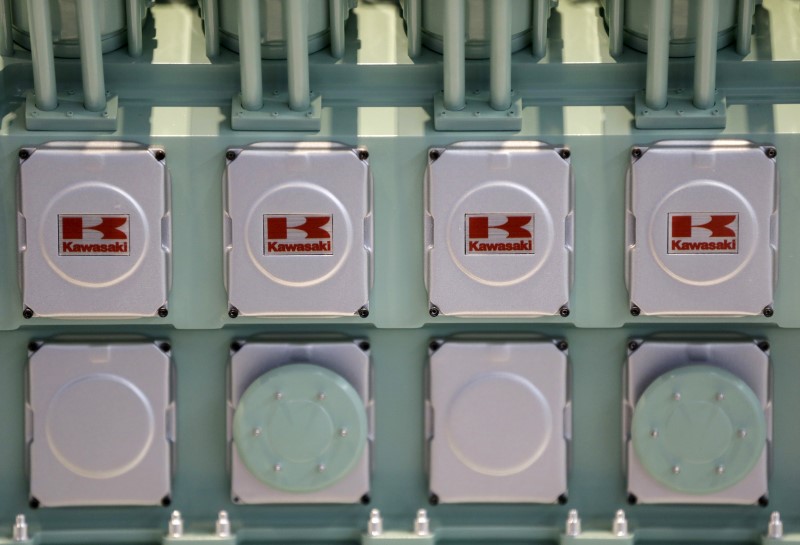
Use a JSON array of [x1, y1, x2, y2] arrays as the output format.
[[670, 214, 738, 238], [668, 213, 739, 255], [264, 214, 334, 255], [58, 214, 130, 256], [467, 215, 533, 240], [60, 215, 129, 240], [266, 216, 331, 240], [465, 214, 535, 255]]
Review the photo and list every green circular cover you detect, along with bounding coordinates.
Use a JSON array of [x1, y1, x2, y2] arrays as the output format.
[[631, 365, 766, 495], [233, 364, 367, 493]]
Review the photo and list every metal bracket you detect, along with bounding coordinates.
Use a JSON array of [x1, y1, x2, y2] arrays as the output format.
[[363, 532, 436, 545], [634, 90, 726, 130], [25, 91, 119, 131], [561, 532, 635, 545], [231, 92, 322, 132], [763, 537, 800, 545], [164, 535, 237, 545], [433, 91, 522, 131]]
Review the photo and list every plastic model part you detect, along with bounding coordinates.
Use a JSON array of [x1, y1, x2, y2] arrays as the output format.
[[631, 365, 766, 495], [228, 341, 372, 504], [425, 142, 573, 317], [18, 142, 172, 319], [224, 143, 373, 317], [427, 341, 570, 503], [626, 141, 778, 317], [27, 342, 175, 507], [232, 364, 368, 493], [625, 340, 771, 504]]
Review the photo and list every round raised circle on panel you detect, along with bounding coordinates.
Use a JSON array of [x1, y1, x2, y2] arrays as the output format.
[[233, 364, 367, 493], [632, 365, 766, 494]]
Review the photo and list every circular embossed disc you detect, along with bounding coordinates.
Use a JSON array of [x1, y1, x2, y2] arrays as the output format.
[[632, 365, 766, 494], [233, 364, 367, 493]]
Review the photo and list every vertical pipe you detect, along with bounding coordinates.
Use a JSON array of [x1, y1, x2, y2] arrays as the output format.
[[285, 0, 310, 111], [77, 0, 107, 112], [490, 0, 512, 111], [27, 0, 58, 111], [532, 0, 549, 57], [736, 0, 754, 56], [203, 0, 220, 58], [126, 0, 143, 57], [0, 0, 13, 56], [329, 0, 346, 59], [693, 0, 720, 110], [443, 0, 465, 111], [238, 0, 263, 111], [608, 0, 624, 57], [406, 0, 422, 58], [645, 0, 671, 110]]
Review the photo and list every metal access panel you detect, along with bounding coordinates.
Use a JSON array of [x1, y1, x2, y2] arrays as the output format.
[[427, 341, 570, 503], [425, 142, 573, 317], [224, 143, 373, 317], [27, 342, 175, 507], [228, 341, 373, 504], [18, 142, 172, 319], [626, 140, 778, 316], [624, 340, 771, 505]]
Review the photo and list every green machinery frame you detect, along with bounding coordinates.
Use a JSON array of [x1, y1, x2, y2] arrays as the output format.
[[1, 1, 800, 544]]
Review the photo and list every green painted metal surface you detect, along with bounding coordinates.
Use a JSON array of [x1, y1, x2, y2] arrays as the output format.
[[631, 365, 766, 495], [0, 0, 799, 544], [233, 364, 367, 493]]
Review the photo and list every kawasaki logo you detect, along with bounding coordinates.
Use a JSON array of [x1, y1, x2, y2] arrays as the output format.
[[668, 213, 738, 255], [58, 215, 130, 256], [264, 214, 333, 255], [465, 214, 534, 255]]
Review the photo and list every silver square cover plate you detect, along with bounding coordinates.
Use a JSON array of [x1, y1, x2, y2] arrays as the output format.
[[28, 342, 175, 507], [428, 341, 570, 502], [18, 142, 171, 318], [626, 141, 778, 316], [425, 142, 573, 317], [229, 341, 373, 503], [224, 143, 373, 317], [624, 341, 771, 504]]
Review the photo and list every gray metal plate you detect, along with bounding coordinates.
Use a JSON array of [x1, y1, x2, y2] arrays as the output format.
[[224, 143, 373, 317], [18, 142, 171, 318], [626, 141, 778, 316], [425, 142, 573, 317], [27, 342, 175, 507], [428, 341, 569, 503], [624, 340, 771, 504], [228, 341, 373, 504]]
